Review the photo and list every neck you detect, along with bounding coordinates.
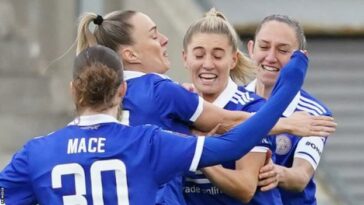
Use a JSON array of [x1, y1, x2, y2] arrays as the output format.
[[201, 93, 219, 103], [80, 105, 119, 119], [124, 64, 146, 73], [255, 80, 273, 99]]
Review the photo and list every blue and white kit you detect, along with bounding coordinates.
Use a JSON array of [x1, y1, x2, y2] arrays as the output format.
[[246, 79, 332, 205], [184, 79, 282, 205]]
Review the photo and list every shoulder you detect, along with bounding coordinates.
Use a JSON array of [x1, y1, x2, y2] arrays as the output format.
[[122, 124, 162, 138], [126, 72, 173, 86], [237, 86, 265, 101], [135, 73, 181, 91], [233, 85, 265, 107], [298, 89, 332, 116]]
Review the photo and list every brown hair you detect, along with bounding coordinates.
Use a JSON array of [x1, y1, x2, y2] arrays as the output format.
[[76, 10, 137, 55], [183, 8, 255, 84], [255, 14, 307, 50], [73, 45, 123, 113]]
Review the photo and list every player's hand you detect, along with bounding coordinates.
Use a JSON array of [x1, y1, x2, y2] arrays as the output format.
[[181, 82, 197, 93], [258, 155, 279, 191], [285, 111, 337, 137]]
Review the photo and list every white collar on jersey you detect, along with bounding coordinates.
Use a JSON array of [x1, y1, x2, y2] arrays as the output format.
[[245, 79, 301, 117], [124, 70, 170, 81], [212, 78, 238, 108], [68, 114, 120, 126]]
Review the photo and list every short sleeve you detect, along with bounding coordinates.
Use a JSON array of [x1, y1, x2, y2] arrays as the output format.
[[294, 137, 326, 170], [154, 79, 203, 123], [148, 127, 205, 184], [0, 144, 36, 204]]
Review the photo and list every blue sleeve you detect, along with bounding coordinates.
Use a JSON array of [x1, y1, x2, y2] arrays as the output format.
[[154, 79, 202, 123], [0, 144, 37, 204], [242, 91, 271, 149], [198, 51, 308, 168], [149, 127, 199, 184]]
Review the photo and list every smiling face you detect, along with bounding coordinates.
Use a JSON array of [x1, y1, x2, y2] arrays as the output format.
[[128, 12, 170, 73], [248, 20, 299, 90], [183, 33, 237, 102]]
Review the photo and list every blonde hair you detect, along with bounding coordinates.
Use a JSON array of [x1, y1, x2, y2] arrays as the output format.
[[76, 10, 137, 55], [183, 8, 255, 84]]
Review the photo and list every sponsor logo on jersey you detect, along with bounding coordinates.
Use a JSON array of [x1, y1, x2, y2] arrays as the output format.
[[275, 134, 292, 155]]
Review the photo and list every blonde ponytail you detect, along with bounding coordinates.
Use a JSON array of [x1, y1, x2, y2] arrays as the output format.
[[76, 13, 98, 55], [230, 51, 256, 85]]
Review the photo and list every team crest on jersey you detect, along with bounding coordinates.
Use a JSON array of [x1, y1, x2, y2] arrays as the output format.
[[275, 134, 292, 155]]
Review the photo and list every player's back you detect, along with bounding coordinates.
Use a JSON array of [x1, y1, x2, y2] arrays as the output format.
[[1, 115, 199, 205]]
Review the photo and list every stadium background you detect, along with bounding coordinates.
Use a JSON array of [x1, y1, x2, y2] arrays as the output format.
[[0, 0, 363, 204]]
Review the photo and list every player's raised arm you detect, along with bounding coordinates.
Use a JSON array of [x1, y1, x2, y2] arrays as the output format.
[[198, 51, 308, 168]]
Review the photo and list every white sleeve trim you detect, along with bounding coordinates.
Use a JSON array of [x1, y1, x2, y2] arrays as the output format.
[[250, 146, 269, 153], [189, 96, 204, 122], [294, 137, 325, 170], [189, 136, 205, 171]]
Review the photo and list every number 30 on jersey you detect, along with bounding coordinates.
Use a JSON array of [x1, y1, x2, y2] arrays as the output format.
[[51, 159, 129, 205]]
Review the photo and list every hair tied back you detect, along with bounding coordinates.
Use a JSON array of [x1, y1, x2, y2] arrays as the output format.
[[205, 8, 227, 20], [93, 15, 104, 25]]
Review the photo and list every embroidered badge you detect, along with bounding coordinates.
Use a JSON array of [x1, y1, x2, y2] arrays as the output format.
[[275, 134, 292, 155]]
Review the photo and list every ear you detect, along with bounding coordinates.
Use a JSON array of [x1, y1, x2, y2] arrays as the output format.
[[118, 47, 141, 64], [247, 40, 255, 58], [182, 49, 188, 69], [115, 81, 127, 105], [118, 81, 127, 98], [69, 81, 75, 99], [231, 51, 238, 70]]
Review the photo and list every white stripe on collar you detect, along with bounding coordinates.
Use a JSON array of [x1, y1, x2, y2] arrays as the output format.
[[68, 114, 120, 126], [245, 79, 301, 117], [245, 79, 257, 92], [124, 70, 170, 81], [213, 78, 238, 108], [124, 70, 145, 80]]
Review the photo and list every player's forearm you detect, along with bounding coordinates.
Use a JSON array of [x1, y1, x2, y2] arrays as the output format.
[[194, 102, 250, 133], [216, 111, 251, 134], [202, 165, 256, 203], [277, 165, 310, 192], [269, 117, 291, 135]]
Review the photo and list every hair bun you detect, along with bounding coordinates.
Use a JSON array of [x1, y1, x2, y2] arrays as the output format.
[[205, 8, 227, 20]]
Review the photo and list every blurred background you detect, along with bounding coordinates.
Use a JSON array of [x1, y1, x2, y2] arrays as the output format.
[[0, 0, 363, 204]]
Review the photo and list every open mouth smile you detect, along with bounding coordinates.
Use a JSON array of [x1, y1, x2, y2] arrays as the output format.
[[262, 65, 280, 72]]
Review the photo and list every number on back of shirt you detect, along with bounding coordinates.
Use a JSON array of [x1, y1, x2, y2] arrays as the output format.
[[51, 159, 129, 205]]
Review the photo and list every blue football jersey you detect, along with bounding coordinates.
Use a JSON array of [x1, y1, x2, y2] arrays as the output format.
[[246, 80, 332, 205], [121, 71, 202, 134], [0, 114, 205, 205], [121, 71, 203, 205], [184, 79, 282, 205]]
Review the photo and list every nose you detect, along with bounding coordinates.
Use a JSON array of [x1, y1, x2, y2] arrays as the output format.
[[159, 33, 168, 47], [202, 55, 214, 70], [265, 49, 277, 63]]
